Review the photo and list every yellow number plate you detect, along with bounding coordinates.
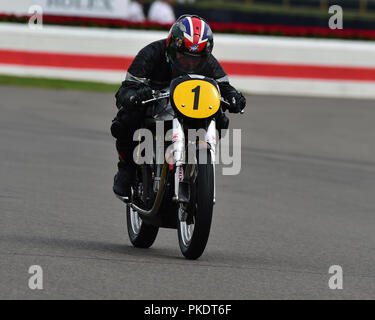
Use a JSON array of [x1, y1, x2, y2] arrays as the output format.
[[172, 79, 220, 119]]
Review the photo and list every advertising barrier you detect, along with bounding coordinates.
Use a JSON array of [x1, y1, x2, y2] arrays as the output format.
[[1, 1, 130, 18], [0, 23, 375, 99]]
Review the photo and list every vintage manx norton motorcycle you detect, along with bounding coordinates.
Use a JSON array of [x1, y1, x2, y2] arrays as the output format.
[[116, 74, 243, 260]]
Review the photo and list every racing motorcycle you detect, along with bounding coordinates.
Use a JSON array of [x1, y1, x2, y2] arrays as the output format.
[[116, 74, 243, 260]]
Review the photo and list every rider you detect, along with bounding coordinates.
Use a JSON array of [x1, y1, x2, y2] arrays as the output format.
[[111, 14, 246, 199]]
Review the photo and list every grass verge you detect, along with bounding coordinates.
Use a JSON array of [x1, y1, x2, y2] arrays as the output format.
[[0, 75, 119, 92]]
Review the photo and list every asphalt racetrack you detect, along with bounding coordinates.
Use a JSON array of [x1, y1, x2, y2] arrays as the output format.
[[0, 85, 374, 299]]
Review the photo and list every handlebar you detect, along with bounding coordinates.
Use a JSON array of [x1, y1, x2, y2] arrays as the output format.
[[141, 90, 170, 105], [139, 91, 244, 114], [220, 99, 245, 114]]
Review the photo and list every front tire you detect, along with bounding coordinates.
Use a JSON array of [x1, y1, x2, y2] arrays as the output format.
[[126, 205, 159, 248], [178, 151, 214, 260]]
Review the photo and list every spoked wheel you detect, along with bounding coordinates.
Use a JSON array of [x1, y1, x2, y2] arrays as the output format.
[[178, 151, 214, 260], [126, 204, 159, 248]]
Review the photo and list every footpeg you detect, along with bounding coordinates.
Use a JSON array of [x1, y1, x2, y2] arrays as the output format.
[[115, 194, 130, 203]]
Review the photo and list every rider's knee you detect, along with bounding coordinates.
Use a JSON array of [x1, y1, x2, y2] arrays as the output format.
[[111, 107, 143, 140], [111, 118, 128, 139]]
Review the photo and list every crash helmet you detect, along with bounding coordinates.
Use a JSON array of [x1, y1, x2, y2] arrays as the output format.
[[166, 14, 214, 73]]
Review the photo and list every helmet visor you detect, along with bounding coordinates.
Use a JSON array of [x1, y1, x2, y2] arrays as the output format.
[[174, 51, 207, 74]]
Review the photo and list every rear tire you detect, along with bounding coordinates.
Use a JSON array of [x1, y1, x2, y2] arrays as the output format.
[[178, 151, 214, 260], [126, 205, 159, 248]]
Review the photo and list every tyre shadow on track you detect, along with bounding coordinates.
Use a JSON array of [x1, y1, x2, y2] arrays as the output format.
[[0, 234, 185, 262], [0, 234, 259, 267]]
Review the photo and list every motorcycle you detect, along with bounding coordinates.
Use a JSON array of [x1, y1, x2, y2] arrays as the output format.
[[116, 74, 243, 260]]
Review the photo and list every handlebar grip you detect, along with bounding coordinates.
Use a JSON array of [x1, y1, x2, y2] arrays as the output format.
[[221, 99, 245, 114]]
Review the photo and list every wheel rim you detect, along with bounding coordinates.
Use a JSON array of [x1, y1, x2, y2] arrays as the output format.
[[129, 206, 142, 235], [180, 217, 195, 247]]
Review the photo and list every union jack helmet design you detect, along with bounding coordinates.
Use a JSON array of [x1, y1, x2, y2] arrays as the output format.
[[166, 15, 213, 73]]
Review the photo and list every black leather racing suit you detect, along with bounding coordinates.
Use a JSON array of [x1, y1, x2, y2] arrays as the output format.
[[111, 39, 238, 168]]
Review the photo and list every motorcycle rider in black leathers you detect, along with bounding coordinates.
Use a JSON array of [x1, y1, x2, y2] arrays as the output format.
[[111, 15, 246, 199]]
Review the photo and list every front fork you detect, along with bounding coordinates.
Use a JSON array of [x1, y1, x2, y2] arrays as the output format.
[[171, 118, 216, 205]]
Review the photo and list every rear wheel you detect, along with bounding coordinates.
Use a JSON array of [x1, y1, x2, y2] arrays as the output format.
[[126, 205, 159, 248], [178, 151, 214, 260]]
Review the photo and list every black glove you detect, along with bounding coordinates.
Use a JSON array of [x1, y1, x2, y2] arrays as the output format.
[[116, 85, 153, 110], [135, 86, 153, 103], [225, 91, 246, 114]]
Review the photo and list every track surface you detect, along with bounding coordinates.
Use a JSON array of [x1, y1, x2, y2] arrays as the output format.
[[0, 86, 374, 299]]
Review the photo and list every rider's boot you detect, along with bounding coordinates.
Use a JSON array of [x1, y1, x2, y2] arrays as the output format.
[[113, 151, 136, 200]]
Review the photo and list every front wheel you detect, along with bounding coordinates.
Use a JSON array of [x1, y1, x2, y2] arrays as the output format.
[[126, 205, 159, 248], [177, 152, 214, 260]]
